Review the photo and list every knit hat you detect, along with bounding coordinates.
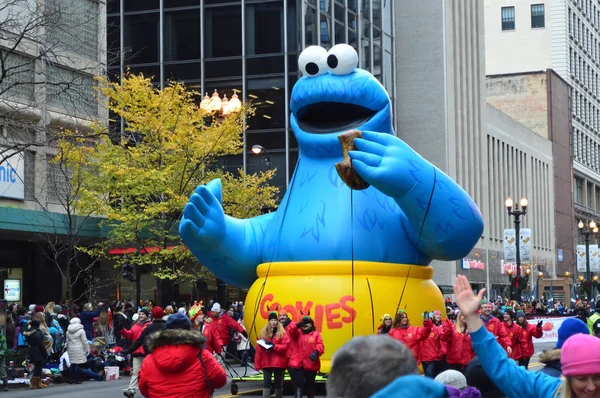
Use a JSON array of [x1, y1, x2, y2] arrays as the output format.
[[515, 310, 525, 319], [504, 310, 515, 320], [556, 318, 589, 349], [53, 305, 62, 313], [380, 313, 392, 322], [211, 303, 221, 312], [278, 309, 288, 315], [151, 306, 164, 320], [70, 317, 81, 325], [445, 386, 483, 398], [434, 370, 467, 389], [139, 309, 150, 318], [34, 305, 44, 313], [561, 334, 600, 376], [268, 311, 278, 321], [165, 312, 191, 330], [28, 304, 35, 313], [164, 305, 174, 315], [433, 310, 442, 317]]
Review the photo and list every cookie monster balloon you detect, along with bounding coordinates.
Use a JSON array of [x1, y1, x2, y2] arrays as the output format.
[[180, 44, 484, 372]]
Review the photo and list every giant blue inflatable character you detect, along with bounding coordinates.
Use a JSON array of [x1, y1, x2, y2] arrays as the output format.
[[180, 44, 484, 372]]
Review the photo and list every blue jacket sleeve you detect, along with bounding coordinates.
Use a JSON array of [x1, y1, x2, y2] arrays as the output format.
[[470, 327, 561, 398]]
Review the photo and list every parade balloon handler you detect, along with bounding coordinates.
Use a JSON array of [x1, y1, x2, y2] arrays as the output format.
[[254, 312, 290, 398], [180, 43, 484, 373]]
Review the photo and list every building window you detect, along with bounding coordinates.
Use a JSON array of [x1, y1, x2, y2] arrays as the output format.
[[502, 7, 515, 31], [575, 177, 583, 204], [531, 4, 545, 28]]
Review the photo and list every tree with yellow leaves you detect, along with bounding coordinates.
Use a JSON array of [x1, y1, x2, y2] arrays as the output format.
[[57, 74, 278, 301]]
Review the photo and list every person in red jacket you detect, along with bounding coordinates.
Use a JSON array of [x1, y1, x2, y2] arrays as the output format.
[[121, 309, 150, 398], [278, 309, 297, 391], [287, 316, 324, 398], [441, 311, 475, 372], [194, 312, 221, 355], [515, 310, 543, 369], [502, 310, 522, 362], [209, 303, 247, 351], [388, 310, 431, 365], [479, 300, 511, 355], [419, 310, 444, 378], [138, 312, 226, 398], [255, 312, 290, 398]]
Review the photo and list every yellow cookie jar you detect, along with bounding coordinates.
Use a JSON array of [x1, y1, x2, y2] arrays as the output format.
[[244, 260, 445, 373]]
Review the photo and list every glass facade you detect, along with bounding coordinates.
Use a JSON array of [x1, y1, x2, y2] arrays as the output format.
[[107, 0, 395, 194]]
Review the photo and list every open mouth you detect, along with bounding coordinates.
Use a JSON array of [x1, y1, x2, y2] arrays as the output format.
[[296, 102, 377, 134]]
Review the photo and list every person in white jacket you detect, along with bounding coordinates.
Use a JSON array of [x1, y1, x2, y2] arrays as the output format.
[[66, 318, 104, 381]]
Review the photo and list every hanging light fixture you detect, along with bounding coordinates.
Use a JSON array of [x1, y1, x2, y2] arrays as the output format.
[[228, 92, 242, 113], [221, 94, 231, 116], [199, 92, 210, 113], [208, 90, 222, 113]]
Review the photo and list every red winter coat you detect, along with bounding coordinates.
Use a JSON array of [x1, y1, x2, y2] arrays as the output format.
[[503, 321, 523, 360], [287, 322, 324, 372], [200, 322, 221, 354], [210, 312, 245, 347], [120, 320, 150, 356], [440, 320, 475, 367], [254, 333, 290, 370], [419, 322, 443, 362], [518, 323, 543, 358], [284, 322, 297, 363], [139, 329, 226, 398], [481, 315, 510, 348], [389, 321, 431, 364]]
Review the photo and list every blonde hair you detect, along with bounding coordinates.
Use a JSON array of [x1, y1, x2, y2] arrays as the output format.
[[32, 312, 47, 328], [45, 302, 55, 314], [553, 377, 572, 398], [259, 321, 285, 340], [455, 311, 466, 333]]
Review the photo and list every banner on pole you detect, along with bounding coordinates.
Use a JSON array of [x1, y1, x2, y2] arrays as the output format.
[[504, 229, 516, 263], [591, 245, 600, 272], [519, 228, 532, 262], [577, 245, 587, 272]]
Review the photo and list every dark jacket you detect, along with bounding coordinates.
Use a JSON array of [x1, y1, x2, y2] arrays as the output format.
[[80, 306, 102, 340], [23, 327, 46, 362], [126, 319, 167, 355], [537, 348, 562, 378], [112, 312, 130, 346]]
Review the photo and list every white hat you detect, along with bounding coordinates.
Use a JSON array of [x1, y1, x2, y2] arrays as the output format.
[[434, 370, 467, 390], [211, 303, 221, 312]]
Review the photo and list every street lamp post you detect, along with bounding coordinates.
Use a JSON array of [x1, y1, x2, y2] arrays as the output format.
[[505, 196, 529, 301], [578, 220, 598, 300], [251, 145, 272, 168]]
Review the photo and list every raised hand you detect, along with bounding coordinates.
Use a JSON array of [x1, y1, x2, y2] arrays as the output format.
[[179, 179, 226, 248], [453, 275, 486, 318], [348, 131, 432, 199]]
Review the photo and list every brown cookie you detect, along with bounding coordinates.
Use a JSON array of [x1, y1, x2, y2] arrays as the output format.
[[335, 130, 370, 190]]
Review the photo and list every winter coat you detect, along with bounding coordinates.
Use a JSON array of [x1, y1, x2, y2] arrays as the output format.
[[126, 319, 166, 356], [254, 332, 289, 370], [209, 312, 245, 347], [537, 348, 562, 378], [80, 306, 102, 340], [200, 322, 221, 354], [0, 334, 7, 357], [377, 325, 391, 335], [287, 322, 324, 372], [502, 321, 523, 360], [5, 322, 14, 349], [481, 315, 510, 349], [139, 329, 227, 398], [39, 324, 53, 354], [388, 321, 431, 364], [16, 319, 28, 348], [121, 320, 150, 356], [419, 321, 443, 362], [470, 326, 561, 397], [440, 320, 475, 367], [23, 327, 46, 362], [284, 321, 297, 364], [112, 312, 130, 347], [66, 319, 90, 365], [519, 323, 543, 358]]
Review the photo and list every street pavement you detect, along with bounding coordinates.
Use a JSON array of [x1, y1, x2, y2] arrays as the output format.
[[1, 342, 557, 397]]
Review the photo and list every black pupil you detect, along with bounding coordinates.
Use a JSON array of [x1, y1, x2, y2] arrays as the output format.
[[327, 54, 338, 69], [306, 62, 319, 75]]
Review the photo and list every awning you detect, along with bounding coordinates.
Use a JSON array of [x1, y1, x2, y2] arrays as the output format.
[[437, 285, 454, 295]]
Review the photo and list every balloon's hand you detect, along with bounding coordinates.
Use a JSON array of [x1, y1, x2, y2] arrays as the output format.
[[348, 131, 431, 199], [180, 179, 226, 248]]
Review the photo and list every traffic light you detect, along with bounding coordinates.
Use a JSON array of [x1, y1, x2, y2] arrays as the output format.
[[122, 263, 135, 282]]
